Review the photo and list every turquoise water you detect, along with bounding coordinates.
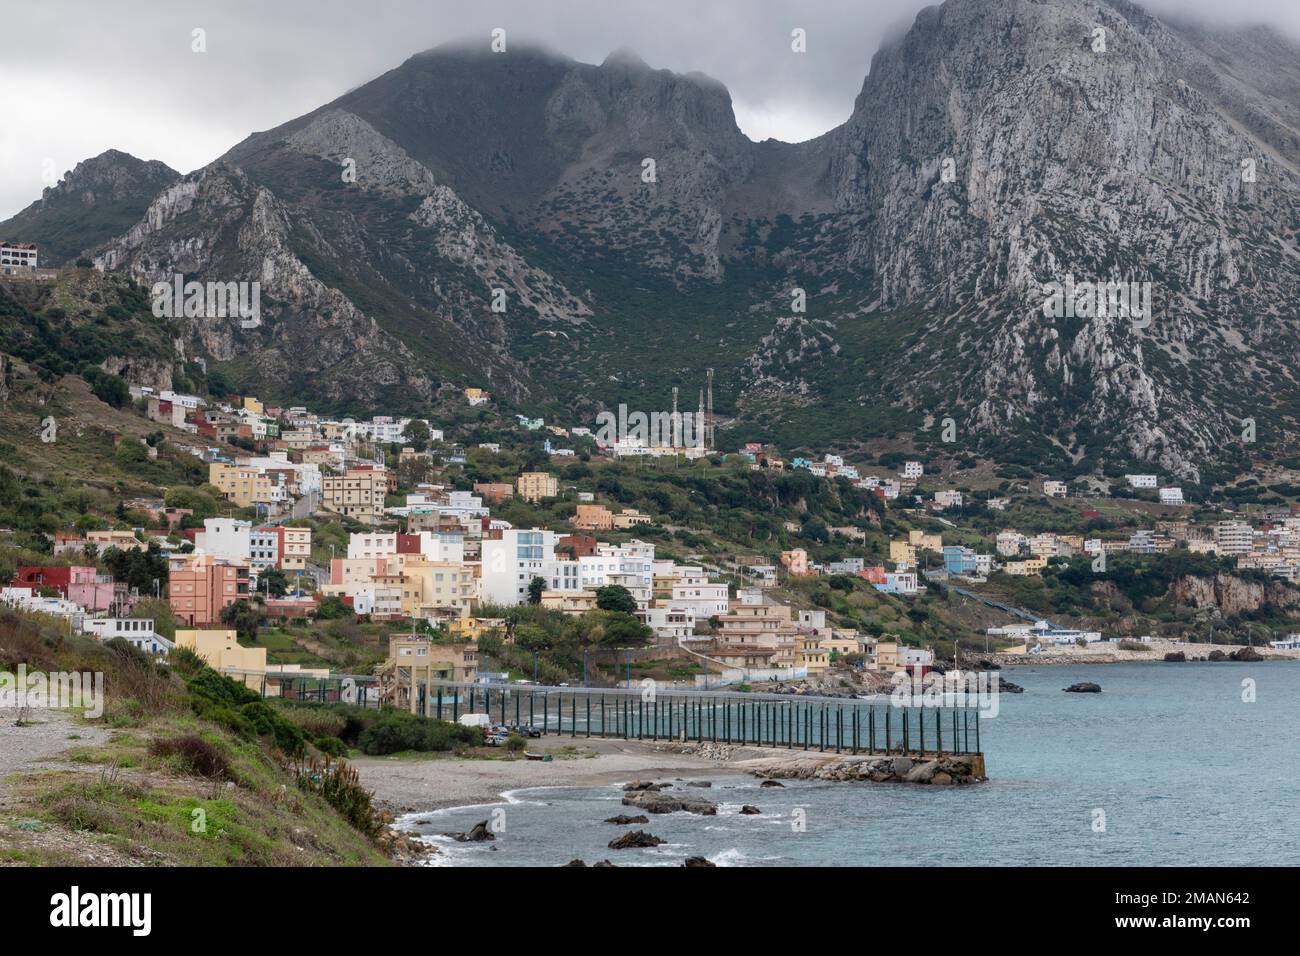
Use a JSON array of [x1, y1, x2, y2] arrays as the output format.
[[403, 663, 1300, 866]]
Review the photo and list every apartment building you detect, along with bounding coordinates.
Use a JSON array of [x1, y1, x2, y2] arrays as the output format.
[[168, 554, 251, 626], [574, 503, 615, 531], [1213, 520, 1254, 555], [480, 528, 562, 605], [195, 518, 252, 564], [321, 466, 388, 525], [210, 462, 282, 508], [385, 636, 479, 711], [714, 601, 799, 670], [272, 526, 312, 571], [516, 471, 558, 502]]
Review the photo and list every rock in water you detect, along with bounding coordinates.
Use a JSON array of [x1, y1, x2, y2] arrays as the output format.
[[622, 790, 718, 815], [739, 805, 762, 815], [608, 830, 666, 850], [604, 814, 650, 825], [1164, 652, 1186, 662], [1231, 646, 1264, 662], [448, 820, 495, 842], [683, 856, 717, 867], [759, 780, 785, 788], [1063, 682, 1102, 693]]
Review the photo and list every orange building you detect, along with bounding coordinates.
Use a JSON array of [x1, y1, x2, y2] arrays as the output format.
[[168, 554, 251, 626]]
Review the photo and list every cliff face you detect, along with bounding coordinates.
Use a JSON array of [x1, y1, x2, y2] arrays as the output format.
[[799, 0, 1300, 480], [1169, 573, 1300, 614], [40, 0, 1300, 466]]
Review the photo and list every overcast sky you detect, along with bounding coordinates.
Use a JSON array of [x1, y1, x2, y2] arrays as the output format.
[[2, 0, 1298, 220]]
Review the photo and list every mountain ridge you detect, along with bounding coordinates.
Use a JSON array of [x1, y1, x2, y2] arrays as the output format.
[[6, 0, 1300, 483]]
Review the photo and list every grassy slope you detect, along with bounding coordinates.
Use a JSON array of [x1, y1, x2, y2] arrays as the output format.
[[0, 612, 391, 867]]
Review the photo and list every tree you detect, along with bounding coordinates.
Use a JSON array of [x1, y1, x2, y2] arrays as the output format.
[[596, 611, 654, 648], [527, 576, 546, 605], [594, 584, 637, 614], [259, 567, 289, 598], [219, 600, 262, 641], [405, 419, 431, 453]]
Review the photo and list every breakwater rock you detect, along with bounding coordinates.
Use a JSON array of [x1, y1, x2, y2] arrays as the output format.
[[733, 752, 986, 786]]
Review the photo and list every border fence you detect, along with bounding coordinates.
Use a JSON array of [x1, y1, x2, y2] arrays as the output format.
[[419, 681, 983, 756]]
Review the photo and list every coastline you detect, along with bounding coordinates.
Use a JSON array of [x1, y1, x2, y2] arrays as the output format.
[[351, 738, 732, 814]]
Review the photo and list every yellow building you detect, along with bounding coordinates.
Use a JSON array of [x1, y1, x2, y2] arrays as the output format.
[[516, 471, 558, 503], [540, 590, 598, 615], [400, 560, 477, 618], [1003, 556, 1048, 576], [175, 629, 267, 689], [320, 466, 388, 525], [209, 462, 278, 508], [242, 396, 264, 415], [447, 616, 506, 641], [820, 635, 865, 658], [613, 509, 653, 529], [383, 636, 479, 712], [796, 635, 830, 674], [279, 526, 312, 571], [86, 529, 144, 552]]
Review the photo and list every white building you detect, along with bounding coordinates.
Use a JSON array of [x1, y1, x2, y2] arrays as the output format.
[[996, 530, 1026, 557], [643, 605, 696, 640], [250, 527, 279, 569], [1126, 474, 1158, 489], [1159, 487, 1184, 506], [0, 241, 38, 272], [481, 529, 564, 606], [902, 461, 923, 479], [933, 490, 964, 509], [82, 618, 173, 656], [1213, 521, 1254, 555], [1042, 480, 1068, 498], [195, 518, 252, 564]]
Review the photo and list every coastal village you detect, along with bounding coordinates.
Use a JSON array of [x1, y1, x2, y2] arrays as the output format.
[[4, 282, 1300, 709]]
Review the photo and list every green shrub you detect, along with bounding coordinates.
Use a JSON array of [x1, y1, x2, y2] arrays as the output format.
[[357, 712, 481, 756], [296, 757, 381, 838], [149, 734, 232, 780], [314, 736, 347, 757]]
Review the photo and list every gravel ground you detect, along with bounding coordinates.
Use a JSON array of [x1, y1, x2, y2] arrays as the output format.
[[0, 707, 110, 786]]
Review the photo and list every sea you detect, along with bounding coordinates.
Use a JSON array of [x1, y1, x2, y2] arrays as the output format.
[[401, 662, 1300, 866]]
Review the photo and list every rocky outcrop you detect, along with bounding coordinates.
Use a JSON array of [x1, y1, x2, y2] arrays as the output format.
[[447, 821, 494, 842], [1063, 683, 1102, 693], [608, 830, 665, 850], [683, 856, 717, 867], [603, 814, 649, 825], [735, 752, 986, 786], [1169, 575, 1300, 616], [622, 790, 718, 815]]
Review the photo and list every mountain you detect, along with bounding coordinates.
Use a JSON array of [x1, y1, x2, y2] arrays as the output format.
[[33, 0, 1300, 480], [0, 150, 179, 265]]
